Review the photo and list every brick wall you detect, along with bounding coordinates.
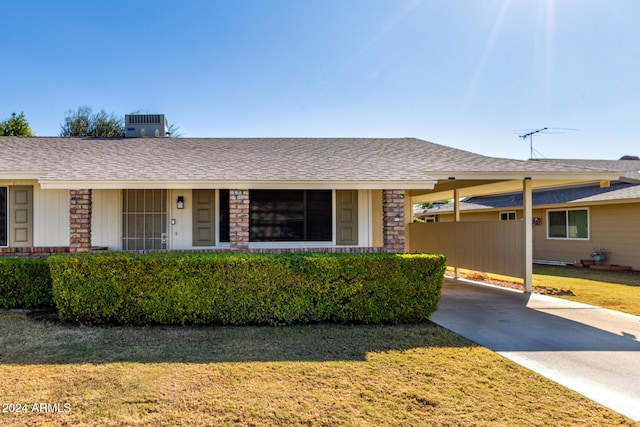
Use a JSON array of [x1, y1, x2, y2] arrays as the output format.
[[0, 247, 71, 258], [229, 189, 250, 251], [69, 189, 92, 253], [382, 189, 406, 253]]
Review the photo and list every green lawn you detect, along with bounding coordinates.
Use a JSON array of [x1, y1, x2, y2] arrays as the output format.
[[450, 265, 640, 316], [533, 265, 640, 316], [0, 310, 635, 426]]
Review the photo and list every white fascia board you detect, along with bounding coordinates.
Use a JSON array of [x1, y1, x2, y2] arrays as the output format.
[[0, 171, 47, 180], [427, 171, 622, 181], [38, 179, 438, 190]]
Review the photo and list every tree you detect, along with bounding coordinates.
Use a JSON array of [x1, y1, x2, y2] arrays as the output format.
[[415, 200, 452, 210], [59, 106, 124, 137], [1, 111, 35, 136], [168, 123, 183, 138]]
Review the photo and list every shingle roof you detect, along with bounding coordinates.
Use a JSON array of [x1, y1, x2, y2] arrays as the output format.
[[0, 136, 615, 183], [421, 182, 640, 214], [533, 159, 640, 181]]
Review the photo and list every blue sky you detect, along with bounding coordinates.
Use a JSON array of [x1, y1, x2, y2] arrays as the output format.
[[2, 0, 638, 160]]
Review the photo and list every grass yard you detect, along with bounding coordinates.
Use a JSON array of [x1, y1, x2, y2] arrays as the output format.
[[0, 310, 635, 426], [533, 265, 640, 316], [449, 265, 640, 316]]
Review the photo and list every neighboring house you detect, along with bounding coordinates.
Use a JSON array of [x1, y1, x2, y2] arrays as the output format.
[[0, 116, 621, 290], [415, 159, 640, 269]]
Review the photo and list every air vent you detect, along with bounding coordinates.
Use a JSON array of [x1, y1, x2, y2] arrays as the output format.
[[127, 114, 163, 125], [124, 114, 169, 138]]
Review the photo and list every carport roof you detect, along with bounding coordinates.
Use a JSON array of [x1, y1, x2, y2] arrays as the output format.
[[533, 159, 640, 182], [415, 182, 640, 215]]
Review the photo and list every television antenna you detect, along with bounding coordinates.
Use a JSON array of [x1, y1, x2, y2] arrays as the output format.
[[515, 127, 578, 159]]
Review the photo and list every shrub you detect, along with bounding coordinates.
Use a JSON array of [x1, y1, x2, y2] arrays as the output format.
[[0, 258, 53, 309], [48, 252, 446, 326]]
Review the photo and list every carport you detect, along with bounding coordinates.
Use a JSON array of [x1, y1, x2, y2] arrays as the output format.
[[406, 162, 620, 291]]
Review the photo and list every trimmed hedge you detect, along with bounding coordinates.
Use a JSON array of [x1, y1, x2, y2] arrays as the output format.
[[48, 252, 446, 325], [0, 258, 53, 309]]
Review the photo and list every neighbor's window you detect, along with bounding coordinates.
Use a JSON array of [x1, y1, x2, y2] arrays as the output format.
[[499, 211, 516, 221], [249, 190, 332, 242], [547, 209, 589, 239], [0, 187, 7, 246]]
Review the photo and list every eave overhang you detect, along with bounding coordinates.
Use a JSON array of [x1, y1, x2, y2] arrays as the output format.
[[37, 179, 439, 190]]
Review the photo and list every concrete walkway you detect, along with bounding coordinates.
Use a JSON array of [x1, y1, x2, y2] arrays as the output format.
[[431, 278, 640, 422]]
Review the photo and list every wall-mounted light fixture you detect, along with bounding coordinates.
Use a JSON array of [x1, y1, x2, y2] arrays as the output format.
[[177, 196, 184, 209]]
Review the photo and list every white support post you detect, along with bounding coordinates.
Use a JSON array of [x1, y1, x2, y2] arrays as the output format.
[[453, 189, 460, 279], [523, 179, 533, 292]]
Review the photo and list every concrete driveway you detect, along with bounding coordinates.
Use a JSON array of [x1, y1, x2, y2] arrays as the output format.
[[431, 278, 640, 422]]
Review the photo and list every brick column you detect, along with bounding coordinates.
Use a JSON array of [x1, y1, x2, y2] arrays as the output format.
[[382, 189, 405, 253], [69, 189, 92, 253], [229, 189, 250, 251]]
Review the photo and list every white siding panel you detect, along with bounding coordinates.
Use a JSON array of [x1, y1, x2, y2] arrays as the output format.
[[92, 189, 122, 250], [358, 190, 371, 247], [168, 189, 196, 250], [33, 187, 68, 246]]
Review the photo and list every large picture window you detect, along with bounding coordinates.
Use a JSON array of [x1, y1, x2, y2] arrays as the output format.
[[122, 189, 167, 250], [249, 190, 332, 242], [547, 208, 589, 239], [0, 187, 7, 246]]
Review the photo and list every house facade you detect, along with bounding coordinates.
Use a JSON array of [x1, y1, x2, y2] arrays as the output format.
[[0, 124, 621, 290], [1, 136, 431, 255]]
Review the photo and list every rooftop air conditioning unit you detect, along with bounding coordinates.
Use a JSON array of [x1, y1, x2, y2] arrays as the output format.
[[124, 114, 169, 138]]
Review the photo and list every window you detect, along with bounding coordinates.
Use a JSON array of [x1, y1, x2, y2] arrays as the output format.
[[500, 211, 516, 221], [122, 189, 167, 250], [547, 209, 589, 239], [0, 187, 6, 246], [249, 190, 332, 242], [219, 189, 230, 243]]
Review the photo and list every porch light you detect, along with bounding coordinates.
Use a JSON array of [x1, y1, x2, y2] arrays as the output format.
[[177, 196, 184, 209]]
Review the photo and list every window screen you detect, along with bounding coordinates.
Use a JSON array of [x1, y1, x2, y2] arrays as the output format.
[[568, 209, 588, 239], [249, 190, 332, 242], [547, 209, 588, 239], [122, 189, 167, 250]]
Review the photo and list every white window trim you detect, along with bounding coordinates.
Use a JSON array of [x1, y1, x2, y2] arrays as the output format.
[[214, 189, 223, 247], [248, 241, 336, 249], [546, 207, 590, 240], [499, 211, 517, 221]]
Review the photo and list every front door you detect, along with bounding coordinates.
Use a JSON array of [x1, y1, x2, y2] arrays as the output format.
[[192, 189, 215, 246], [336, 190, 358, 246], [9, 186, 33, 247]]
